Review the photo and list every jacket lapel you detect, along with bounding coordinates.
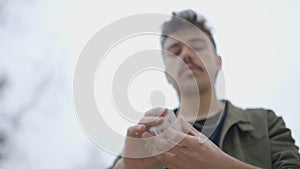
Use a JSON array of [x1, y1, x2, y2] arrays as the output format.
[[219, 101, 254, 149]]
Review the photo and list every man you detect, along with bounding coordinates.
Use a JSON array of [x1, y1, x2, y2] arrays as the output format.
[[110, 9, 300, 169]]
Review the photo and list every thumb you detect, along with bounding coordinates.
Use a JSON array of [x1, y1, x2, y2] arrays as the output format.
[[141, 131, 154, 138], [178, 115, 197, 136], [178, 116, 208, 143]]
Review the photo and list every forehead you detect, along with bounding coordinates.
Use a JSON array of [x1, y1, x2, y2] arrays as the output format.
[[163, 28, 210, 49]]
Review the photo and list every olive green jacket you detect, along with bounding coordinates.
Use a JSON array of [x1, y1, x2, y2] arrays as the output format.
[[109, 101, 300, 169]]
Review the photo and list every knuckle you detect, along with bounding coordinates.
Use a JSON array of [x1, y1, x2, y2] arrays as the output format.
[[139, 117, 156, 125], [127, 125, 136, 133], [145, 107, 165, 116]]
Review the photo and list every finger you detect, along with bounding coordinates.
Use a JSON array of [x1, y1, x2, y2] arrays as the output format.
[[127, 124, 145, 137], [141, 132, 157, 156], [151, 135, 173, 151], [178, 115, 197, 135], [144, 133, 178, 154], [165, 127, 196, 147], [179, 116, 208, 144], [141, 131, 154, 138], [145, 108, 168, 117], [141, 132, 178, 157], [139, 116, 163, 127]]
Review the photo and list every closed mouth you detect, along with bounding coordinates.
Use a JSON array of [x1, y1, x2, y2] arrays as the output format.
[[178, 62, 204, 77], [186, 63, 204, 73]]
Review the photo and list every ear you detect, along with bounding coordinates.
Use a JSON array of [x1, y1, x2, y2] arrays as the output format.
[[216, 55, 222, 71], [214, 55, 222, 81]]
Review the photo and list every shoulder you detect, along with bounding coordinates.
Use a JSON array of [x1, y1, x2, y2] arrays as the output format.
[[226, 100, 279, 122], [225, 100, 284, 134]]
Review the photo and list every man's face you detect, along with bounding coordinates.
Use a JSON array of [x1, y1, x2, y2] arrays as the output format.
[[162, 28, 222, 95]]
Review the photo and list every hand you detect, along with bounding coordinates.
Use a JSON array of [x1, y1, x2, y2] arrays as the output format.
[[115, 108, 168, 169], [143, 116, 260, 169]]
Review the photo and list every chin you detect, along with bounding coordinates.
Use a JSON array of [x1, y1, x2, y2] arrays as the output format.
[[178, 83, 200, 95]]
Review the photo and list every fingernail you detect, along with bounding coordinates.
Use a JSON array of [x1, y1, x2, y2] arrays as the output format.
[[138, 124, 144, 131]]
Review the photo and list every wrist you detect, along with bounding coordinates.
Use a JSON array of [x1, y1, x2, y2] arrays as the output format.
[[113, 158, 126, 169], [114, 158, 139, 169]]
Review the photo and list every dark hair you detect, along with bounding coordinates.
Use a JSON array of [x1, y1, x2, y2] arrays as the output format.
[[161, 9, 217, 53]]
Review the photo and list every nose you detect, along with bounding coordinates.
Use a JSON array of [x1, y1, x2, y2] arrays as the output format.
[[180, 46, 193, 62]]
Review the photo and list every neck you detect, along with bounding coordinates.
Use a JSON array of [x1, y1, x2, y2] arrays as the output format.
[[177, 88, 224, 122]]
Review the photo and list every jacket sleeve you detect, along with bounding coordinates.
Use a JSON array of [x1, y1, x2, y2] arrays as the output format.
[[268, 110, 300, 168], [107, 156, 164, 169], [107, 155, 122, 169]]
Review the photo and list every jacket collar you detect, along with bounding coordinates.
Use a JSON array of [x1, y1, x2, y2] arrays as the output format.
[[219, 100, 255, 148]]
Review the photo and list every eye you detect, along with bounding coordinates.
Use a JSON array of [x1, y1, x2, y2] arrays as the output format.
[[168, 47, 182, 56], [192, 47, 203, 51], [173, 49, 182, 55]]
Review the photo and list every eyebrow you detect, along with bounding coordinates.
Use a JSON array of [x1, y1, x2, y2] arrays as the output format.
[[166, 38, 206, 50], [188, 38, 206, 43]]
